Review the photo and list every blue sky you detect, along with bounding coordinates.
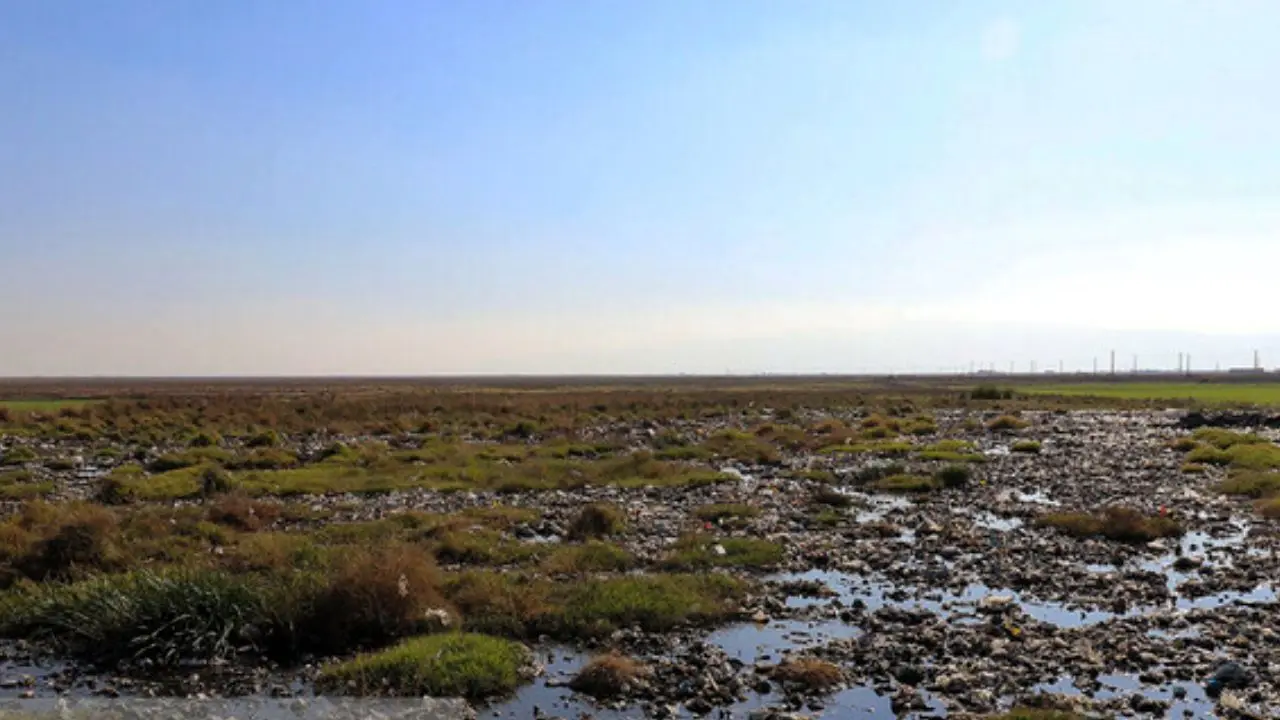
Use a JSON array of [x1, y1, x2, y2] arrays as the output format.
[[2, 1, 1279, 375]]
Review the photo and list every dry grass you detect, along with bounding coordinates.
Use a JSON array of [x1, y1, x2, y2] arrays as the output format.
[[770, 657, 844, 692], [1037, 507, 1182, 543], [300, 543, 450, 654], [569, 653, 650, 698], [566, 503, 627, 540]]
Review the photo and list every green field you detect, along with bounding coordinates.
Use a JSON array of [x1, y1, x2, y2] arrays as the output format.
[[1024, 383, 1280, 407], [0, 399, 97, 412]]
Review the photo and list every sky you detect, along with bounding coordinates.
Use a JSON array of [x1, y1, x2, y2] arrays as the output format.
[[2, 0, 1279, 375]]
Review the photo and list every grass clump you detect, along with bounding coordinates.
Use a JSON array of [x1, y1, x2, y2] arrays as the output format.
[[770, 657, 844, 692], [969, 385, 1015, 401], [541, 542, 634, 574], [432, 528, 541, 566], [1169, 437, 1201, 452], [1215, 470, 1280, 498], [812, 487, 855, 508], [205, 492, 282, 531], [316, 633, 529, 699], [566, 503, 626, 540], [871, 474, 939, 493], [1224, 443, 1280, 471], [299, 543, 450, 655], [1185, 445, 1231, 466], [694, 503, 760, 522], [986, 415, 1029, 432], [569, 653, 649, 698], [662, 535, 783, 570], [1036, 507, 1182, 543], [445, 572, 744, 639], [702, 430, 781, 465], [0, 446, 37, 466], [0, 471, 53, 500], [1011, 440, 1042, 454], [0, 568, 265, 666], [1192, 428, 1266, 450], [934, 464, 971, 488]]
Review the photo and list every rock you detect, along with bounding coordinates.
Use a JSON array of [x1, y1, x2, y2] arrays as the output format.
[[1207, 662, 1251, 696]]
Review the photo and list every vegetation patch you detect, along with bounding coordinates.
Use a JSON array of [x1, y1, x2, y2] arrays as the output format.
[[1011, 440, 1042, 454], [986, 415, 1030, 432], [769, 657, 844, 692], [569, 653, 650, 698], [445, 572, 744, 639], [811, 487, 855, 508], [694, 503, 761, 522], [541, 542, 634, 574], [316, 633, 529, 699], [566, 503, 626, 540], [1216, 471, 1280, 498], [702, 430, 781, 465], [662, 535, 783, 570], [871, 474, 939, 493], [1192, 428, 1266, 450], [1036, 507, 1182, 543], [934, 465, 971, 488]]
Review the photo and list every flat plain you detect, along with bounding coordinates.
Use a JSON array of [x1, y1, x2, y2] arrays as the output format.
[[1, 376, 1279, 719]]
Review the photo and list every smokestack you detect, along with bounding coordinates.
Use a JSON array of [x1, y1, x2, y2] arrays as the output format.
[[1178, 352, 1183, 374], [1110, 350, 1116, 375]]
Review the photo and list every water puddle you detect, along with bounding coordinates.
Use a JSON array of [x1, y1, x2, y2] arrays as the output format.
[[710, 620, 862, 664], [1030, 673, 1217, 718], [770, 571, 1125, 629]]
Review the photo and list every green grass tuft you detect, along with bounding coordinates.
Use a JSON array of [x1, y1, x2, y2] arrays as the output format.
[[662, 535, 783, 570], [316, 633, 529, 699]]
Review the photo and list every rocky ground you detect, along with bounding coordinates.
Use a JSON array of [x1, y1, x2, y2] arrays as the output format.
[[3, 409, 1278, 719]]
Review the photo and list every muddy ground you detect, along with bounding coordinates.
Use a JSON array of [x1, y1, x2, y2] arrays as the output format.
[[2, 408, 1278, 719]]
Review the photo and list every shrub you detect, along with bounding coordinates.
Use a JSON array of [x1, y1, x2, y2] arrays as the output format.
[[1169, 437, 1200, 452], [315, 633, 529, 699], [300, 544, 449, 654], [570, 653, 649, 698], [770, 657, 844, 692], [17, 504, 123, 581], [969, 386, 1014, 401], [1012, 441, 1042, 454], [986, 415, 1029, 432], [566, 503, 626, 541], [935, 465, 971, 488]]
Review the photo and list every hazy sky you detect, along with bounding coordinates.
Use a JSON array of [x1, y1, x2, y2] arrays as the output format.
[[3, 1, 1279, 375]]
